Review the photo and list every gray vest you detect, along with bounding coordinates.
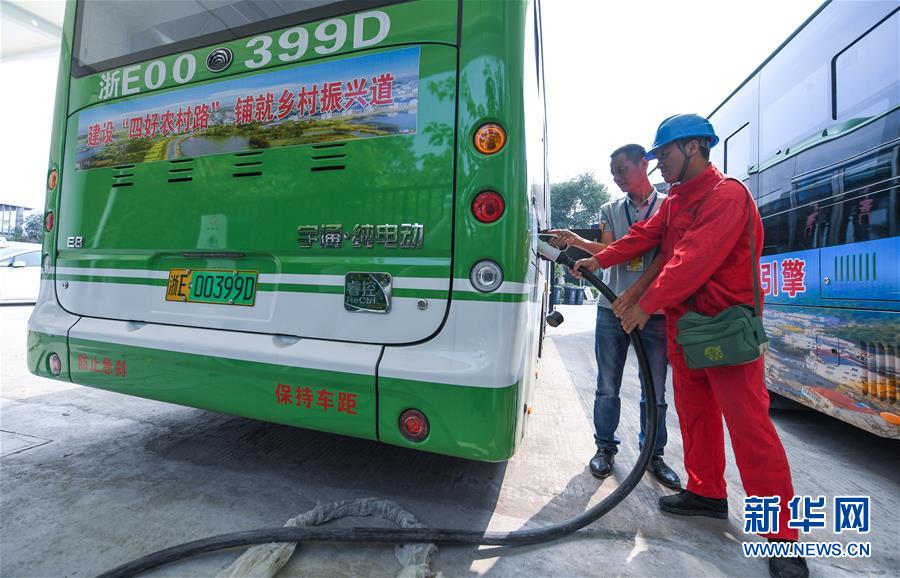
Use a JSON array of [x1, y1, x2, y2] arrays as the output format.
[[597, 190, 666, 309]]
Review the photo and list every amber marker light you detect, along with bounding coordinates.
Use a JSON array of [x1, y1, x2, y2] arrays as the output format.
[[474, 123, 506, 154], [47, 168, 58, 191]]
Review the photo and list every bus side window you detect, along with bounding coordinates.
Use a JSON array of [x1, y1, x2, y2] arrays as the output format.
[[833, 10, 899, 120], [793, 172, 833, 206], [724, 123, 751, 178], [829, 149, 898, 246], [760, 50, 830, 161], [791, 201, 833, 252], [788, 171, 835, 251], [842, 150, 894, 196], [762, 213, 792, 256], [759, 190, 792, 256], [833, 188, 893, 246]]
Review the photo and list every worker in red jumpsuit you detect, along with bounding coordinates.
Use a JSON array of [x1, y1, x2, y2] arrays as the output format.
[[574, 114, 807, 578]]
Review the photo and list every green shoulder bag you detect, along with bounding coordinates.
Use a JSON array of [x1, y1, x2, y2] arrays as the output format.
[[675, 182, 769, 369]]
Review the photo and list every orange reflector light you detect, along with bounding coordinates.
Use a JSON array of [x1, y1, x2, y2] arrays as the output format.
[[472, 191, 505, 223], [45, 212, 54, 232], [474, 123, 506, 154], [47, 169, 58, 191], [399, 408, 429, 442]]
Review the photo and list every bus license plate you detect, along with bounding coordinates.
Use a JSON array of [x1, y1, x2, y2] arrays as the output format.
[[165, 269, 258, 306]]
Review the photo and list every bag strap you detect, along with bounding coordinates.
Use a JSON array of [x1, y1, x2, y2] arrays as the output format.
[[725, 178, 762, 318]]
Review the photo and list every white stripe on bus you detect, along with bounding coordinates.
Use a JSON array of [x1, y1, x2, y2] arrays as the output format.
[[60, 299, 530, 389], [55, 267, 169, 280], [53, 267, 527, 294]]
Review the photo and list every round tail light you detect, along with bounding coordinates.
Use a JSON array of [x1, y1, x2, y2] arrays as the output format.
[[45, 211, 54, 232], [47, 168, 58, 191], [474, 123, 506, 155], [399, 409, 429, 442], [472, 191, 505, 223]]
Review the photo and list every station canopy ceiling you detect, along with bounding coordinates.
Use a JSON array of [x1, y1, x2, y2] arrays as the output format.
[[1, 1, 64, 61]]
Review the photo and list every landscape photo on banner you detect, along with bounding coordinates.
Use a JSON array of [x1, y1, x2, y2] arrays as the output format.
[[75, 47, 420, 170]]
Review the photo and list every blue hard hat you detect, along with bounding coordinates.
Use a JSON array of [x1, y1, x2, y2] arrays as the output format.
[[645, 114, 719, 160]]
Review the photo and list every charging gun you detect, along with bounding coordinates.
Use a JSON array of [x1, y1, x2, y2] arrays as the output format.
[[537, 231, 617, 329]]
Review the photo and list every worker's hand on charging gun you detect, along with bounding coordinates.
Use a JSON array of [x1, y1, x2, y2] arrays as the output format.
[[612, 284, 641, 317], [571, 256, 601, 279], [617, 302, 651, 333], [544, 229, 581, 249]]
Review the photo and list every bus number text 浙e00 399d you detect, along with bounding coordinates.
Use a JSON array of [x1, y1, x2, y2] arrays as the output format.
[[98, 11, 391, 101]]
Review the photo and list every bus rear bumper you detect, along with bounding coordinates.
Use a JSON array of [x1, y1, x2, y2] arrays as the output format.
[[63, 316, 381, 441], [26, 299, 526, 461]]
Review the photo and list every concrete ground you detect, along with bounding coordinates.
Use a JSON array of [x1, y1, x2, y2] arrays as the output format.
[[1, 303, 897, 577]]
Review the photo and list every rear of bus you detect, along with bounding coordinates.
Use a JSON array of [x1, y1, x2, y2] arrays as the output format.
[[28, 0, 549, 462]]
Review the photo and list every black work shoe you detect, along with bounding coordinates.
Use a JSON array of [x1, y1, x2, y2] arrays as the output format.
[[768, 540, 809, 578], [589, 450, 615, 479], [768, 554, 809, 578], [648, 456, 682, 490], [658, 490, 728, 519]]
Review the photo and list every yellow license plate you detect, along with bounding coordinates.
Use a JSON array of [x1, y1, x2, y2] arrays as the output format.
[[165, 269, 258, 306]]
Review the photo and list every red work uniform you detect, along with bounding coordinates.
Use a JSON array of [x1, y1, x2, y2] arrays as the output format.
[[594, 164, 797, 541]]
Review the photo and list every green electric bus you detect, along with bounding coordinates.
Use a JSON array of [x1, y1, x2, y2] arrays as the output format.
[[28, 0, 551, 461]]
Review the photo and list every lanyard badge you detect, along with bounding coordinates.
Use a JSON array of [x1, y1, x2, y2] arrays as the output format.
[[624, 194, 657, 272]]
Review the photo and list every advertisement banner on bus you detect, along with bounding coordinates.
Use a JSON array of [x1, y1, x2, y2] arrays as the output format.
[[760, 249, 818, 306], [75, 46, 419, 170]]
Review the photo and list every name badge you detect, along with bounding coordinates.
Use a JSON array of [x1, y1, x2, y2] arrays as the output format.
[[626, 256, 644, 272]]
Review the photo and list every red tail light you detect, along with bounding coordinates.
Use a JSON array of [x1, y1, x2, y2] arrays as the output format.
[[399, 409, 429, 442], [472, 191, 505, 223], [45, 212, 54, 232]]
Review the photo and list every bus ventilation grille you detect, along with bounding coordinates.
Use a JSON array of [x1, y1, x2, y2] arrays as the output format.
[[112, 165, 134, 188], [168, 158, 194, 183], [310, 142, 346, 172], [858, 340, 898, 403], [233, 151, 263, 178], [833, 252, 877, 283]]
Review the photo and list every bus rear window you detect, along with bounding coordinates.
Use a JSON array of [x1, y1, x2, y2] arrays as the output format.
[[73, 0, 369, 77]]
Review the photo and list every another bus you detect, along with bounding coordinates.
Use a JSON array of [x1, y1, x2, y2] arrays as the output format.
[[28, 0, 551, 461], [708, 0, 899, 437]]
